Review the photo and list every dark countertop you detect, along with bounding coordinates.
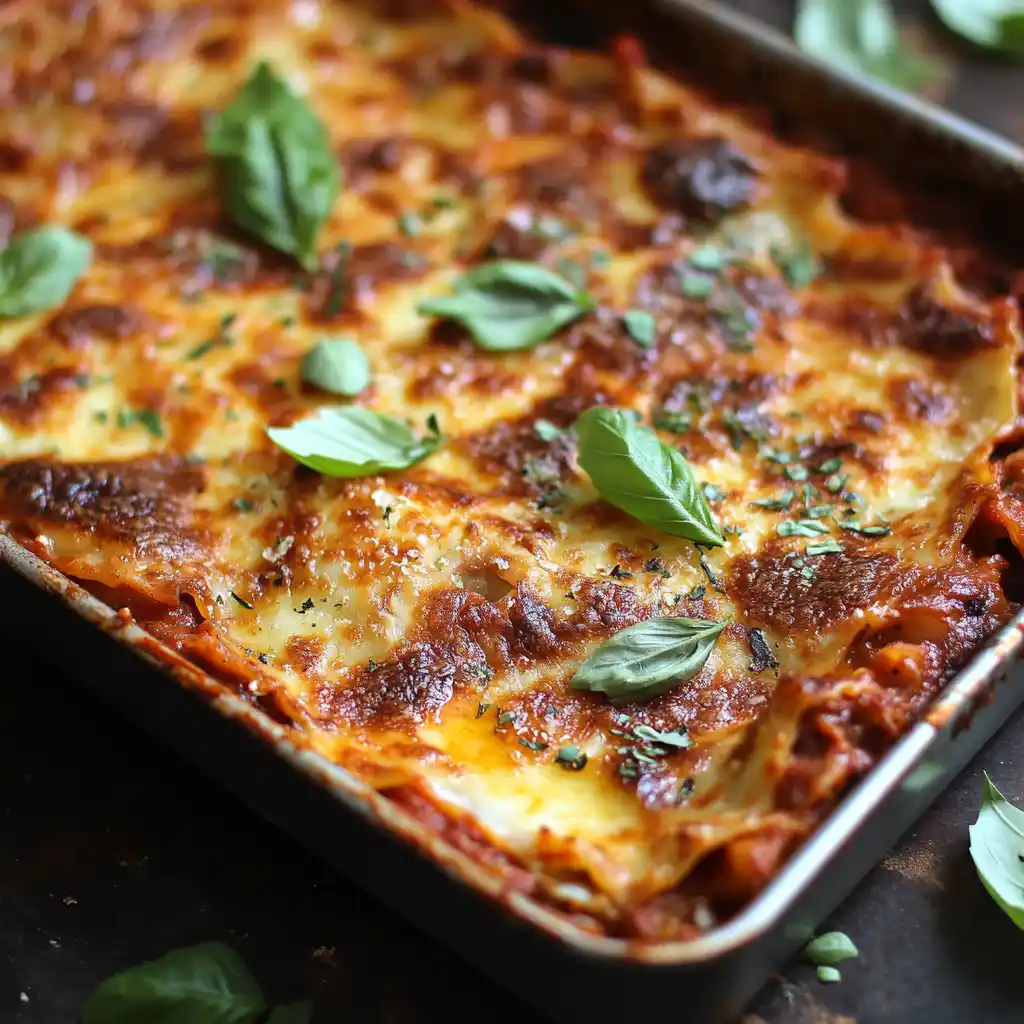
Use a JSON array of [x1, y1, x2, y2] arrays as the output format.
[[4, 3, 1024, 1023]]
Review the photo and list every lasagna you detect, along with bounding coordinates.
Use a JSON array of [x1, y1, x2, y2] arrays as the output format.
[[1, 0, 1022, 941]]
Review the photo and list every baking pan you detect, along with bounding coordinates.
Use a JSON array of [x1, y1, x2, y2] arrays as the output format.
[[4, 1, 1024, 1021]]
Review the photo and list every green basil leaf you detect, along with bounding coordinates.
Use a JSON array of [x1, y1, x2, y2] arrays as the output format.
[[574, 406, 724, 546], [817, 966, 842, 984], [795, 0, 943, 89], [969, 772, 1024, 929], [267, 1001, 314, 1024], [0, 226, 92, 317], [932, 1, 1024, 56], [623, 308, 656, 348], [206, 62, 340, 271], [301, 338, 370, 396], [80, 942, 266, 1024], [417, 260, 594, 351], [571, 616, 727, 704], [267, 406, 442, 477], [803, 931, 860, 966]]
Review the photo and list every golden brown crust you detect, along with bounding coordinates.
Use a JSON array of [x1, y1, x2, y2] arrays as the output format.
[[0, 0, 1021, 940]]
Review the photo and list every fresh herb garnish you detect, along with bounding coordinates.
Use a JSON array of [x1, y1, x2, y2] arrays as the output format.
[[575, 406, 723, 546], [680, 272, 714, 300], [969, 773, 1024, 929], [748, 628, 780, 673], [519, 737, 548, 752], [794, 0, 942, 89], [0, 225, 93, 317], [838, 520, 891, 537], [571, 616, 728, 704], [777, 518, 830, 537], [804, 931, 860, 966], [533, 418, 566, 442], [652, 406, 693, 434], [555, 745, 588, 771], [80, 942, 269, 1024], [632, 723, 692, 749], [397, 211, 422, 238], [205, 61, 340, 270], [817, 966, 842, 984], [773, 240, 821, 288], [418, 260, 593, 352], [623, 308, 656, 348], [117, 408, 165, 438], [806, 539, 843, 556], [932, 1, 1024, 57], [301, 338, 370, 397], [267, 407, 442, 477], [688, 245, 727, 271]]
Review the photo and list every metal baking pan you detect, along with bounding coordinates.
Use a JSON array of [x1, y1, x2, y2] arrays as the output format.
[[4, 1, 1024, 1021]]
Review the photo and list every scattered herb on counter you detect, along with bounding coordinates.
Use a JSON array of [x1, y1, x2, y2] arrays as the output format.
[[555, 744, 588, 771], [301, 338, 371, 397], [417, 260, 594, 351], [804, 931, 860, 966], [623, 308, 656, 348], [0, 225, 93, 318], [571, 616, 728, 704], [78, 941, 307, 1024], [794, 0, 942, 90], [931, 1, 1024, 57], [267, 407, 442, 477], [575, 406, 724, 546], [205, 61, 340, 271], [969, 772, 1024, 929]]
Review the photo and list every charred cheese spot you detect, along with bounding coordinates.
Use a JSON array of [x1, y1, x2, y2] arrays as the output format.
[[0, 0, 1021, 939]]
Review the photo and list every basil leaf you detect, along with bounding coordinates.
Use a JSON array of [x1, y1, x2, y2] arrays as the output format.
[[932, 1, 1024, 56], [571, 616, 727, 704], [417, 260, 594, 351], [268, 1002, 314, 1024], [301, 338, 370, 396], [795, 0, 943, 89], [206, 62, 340, 271], [574, 406, 724, 546], [267, 406, 442, 477], [803, 931, 860, 966], [623, 309, 656, 348], [0, 226, 92, 317], [80, 942, 266, 1024], [969, 773, 1024, 929]]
